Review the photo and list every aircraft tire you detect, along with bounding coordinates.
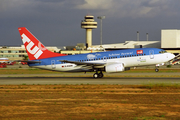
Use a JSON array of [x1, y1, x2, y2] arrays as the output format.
[[98, 73, 104, 78], [93, 73, 99, 78], [155, 68, 159, 72]]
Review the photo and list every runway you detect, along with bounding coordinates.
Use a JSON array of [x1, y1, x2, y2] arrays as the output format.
[[0, 76, 180, 85]]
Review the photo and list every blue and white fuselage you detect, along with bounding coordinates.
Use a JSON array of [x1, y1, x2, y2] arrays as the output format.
[[29, 48, 174, 72], [18, 27, 175, 78]]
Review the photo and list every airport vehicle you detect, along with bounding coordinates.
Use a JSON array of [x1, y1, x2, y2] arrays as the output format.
[[18, 27, 175, 78], [0, 63, 7, 68]]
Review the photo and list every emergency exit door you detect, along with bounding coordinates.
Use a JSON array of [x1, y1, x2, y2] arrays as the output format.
[[51, 60, 56, 69], [149, 50, 154, 59]]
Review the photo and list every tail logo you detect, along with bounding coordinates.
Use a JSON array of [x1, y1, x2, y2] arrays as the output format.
[[21, 33, 43, 59]]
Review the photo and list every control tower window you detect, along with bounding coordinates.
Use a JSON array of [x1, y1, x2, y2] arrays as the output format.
[[86, 17, 93, 19], [82, 24, 97, 26], [159, 50, 167, 53]]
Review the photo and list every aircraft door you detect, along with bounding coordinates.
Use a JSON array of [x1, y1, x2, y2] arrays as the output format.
[[149, 50, 154, 59], [51, 60, 56, 69], [103, 56, 107, 62]]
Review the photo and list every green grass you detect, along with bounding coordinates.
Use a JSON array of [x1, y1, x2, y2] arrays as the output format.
[[0, 68, 180, 75], [0, 69, 61, 74], [124, 69, 180, 73]]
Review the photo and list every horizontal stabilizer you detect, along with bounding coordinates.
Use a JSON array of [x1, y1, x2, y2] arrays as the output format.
[[15, 60, 41, 63]]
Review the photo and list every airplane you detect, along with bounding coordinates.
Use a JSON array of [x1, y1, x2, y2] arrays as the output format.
[[0, 58, 9, 63], [18, 27, 175, 78]]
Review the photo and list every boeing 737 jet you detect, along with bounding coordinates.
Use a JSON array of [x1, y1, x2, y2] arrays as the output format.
[[18, 27, 175, 78]]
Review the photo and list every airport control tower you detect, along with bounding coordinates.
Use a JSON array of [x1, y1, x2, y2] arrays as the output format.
[[81, 15, 97, 48]]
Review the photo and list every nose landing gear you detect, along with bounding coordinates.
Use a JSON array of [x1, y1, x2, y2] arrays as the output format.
[[155, 66, 159, 72], [155, 68, 159, 72]]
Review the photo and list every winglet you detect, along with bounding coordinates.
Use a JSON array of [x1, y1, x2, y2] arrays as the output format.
[[18, 27, 67, 60]]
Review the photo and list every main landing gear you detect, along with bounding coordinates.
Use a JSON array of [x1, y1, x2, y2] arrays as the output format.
[[93, 71, 104, 78]]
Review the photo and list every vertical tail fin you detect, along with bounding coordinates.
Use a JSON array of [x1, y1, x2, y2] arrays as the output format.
[[18, 27, 66, 60]]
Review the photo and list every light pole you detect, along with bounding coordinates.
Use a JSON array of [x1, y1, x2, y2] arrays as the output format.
[[137, 31, 139, 41], [146, 33, 148, 41], [97, 16, 105, 47]]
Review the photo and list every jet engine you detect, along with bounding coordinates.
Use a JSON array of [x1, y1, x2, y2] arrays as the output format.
[[105, 63, 125, 73]]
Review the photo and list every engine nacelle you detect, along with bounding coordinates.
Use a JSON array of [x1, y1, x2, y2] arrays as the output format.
[[105, 63, 125, 73]]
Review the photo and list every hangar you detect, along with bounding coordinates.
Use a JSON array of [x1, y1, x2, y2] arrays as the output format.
[[161, 29, 180, 56]]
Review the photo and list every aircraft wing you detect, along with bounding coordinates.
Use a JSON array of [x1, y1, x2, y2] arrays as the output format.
[[174, 54, 180, 60], [59, 60, 105, 66], [172, 54, 180, 65]]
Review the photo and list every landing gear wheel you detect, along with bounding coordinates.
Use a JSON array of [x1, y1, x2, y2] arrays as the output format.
[[155, 68, 159, 72], [93, 73, 99, 78], [93, 72, 104, 78], [98, 73, 104, 78]]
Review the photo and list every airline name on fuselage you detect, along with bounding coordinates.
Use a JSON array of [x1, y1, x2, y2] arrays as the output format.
[[109, 53, 120, 56], [121, 52, 133, 56]]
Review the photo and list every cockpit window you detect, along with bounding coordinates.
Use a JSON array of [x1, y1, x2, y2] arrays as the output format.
[[159, 50, 167, 53]]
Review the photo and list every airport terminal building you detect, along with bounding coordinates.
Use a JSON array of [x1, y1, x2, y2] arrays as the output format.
[[0, 45, 60, 61]]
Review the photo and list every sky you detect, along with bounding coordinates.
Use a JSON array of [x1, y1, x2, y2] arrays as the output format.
[[0, 0, 180, 47]]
